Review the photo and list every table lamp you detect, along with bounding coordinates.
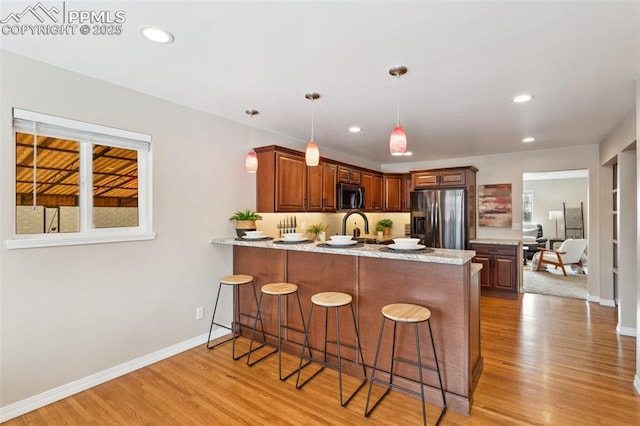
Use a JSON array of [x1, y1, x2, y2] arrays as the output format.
[[549, 210, 563, 238]]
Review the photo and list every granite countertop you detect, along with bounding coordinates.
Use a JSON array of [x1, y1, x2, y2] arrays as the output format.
[[211, 237, 476, 265], [469, 238, 521, 246]]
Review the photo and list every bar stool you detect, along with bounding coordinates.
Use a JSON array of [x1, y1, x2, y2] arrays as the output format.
[[206, 274, 266, 360], [295, 292, 367, 407], [364, 303, 446, 426], [247, 282, 311, 381]]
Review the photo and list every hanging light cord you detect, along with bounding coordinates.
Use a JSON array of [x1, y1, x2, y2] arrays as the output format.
[[250, 114, 254, 149], [311, 98, 315, 141], [395, 74, 401, 127]]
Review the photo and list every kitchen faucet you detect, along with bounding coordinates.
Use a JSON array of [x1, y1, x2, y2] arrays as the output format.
[[341, 209, 369, 236]]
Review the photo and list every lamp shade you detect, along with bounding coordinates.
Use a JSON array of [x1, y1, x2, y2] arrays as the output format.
[[245, 150, 258, 173], [549, 210, 563, 221], [305, 140, 320, 166], [389, 126, 407, 155]]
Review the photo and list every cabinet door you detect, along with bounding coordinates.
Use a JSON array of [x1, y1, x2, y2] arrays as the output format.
[[439, 170, 466, 186], [402, 173, 413, 212], [307, 162, 324, 211], [323, 162, 337, 211], [337, 166, 361, 184], [473, 256, 491, 289], [413, 172, 439, 188], [308, 161, 337, 212], [276, 153, 306, 211], [362, 172, 383, 211], [384, 175, 403, 212], [494, 256, 517, 291]]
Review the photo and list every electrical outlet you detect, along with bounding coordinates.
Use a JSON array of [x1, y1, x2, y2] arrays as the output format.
[[196, 306, 204, 320]]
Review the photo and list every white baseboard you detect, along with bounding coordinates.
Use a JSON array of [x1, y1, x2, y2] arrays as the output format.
[[0, 329, 227, 423], [634, 375, 640, 395], [616, 325, 637, 337], [599, 298, 616, 307]]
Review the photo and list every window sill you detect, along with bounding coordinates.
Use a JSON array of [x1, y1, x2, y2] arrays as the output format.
[[5, 232, 156, 249]]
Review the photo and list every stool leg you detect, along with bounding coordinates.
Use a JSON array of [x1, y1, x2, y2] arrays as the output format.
[[365, 317, 391, 417], [280, 292, 312, 381], [247, 292, 278, 367], [296, 304, 324, 389], [428, 319, 447, 425], [207, 283, 229, 350], [414, 322, 427, 426]]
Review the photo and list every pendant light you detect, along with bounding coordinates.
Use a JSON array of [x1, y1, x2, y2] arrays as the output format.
[[245, 109, 259, 173], [305, 92, 320, 166], [389, 66, 408, 155]]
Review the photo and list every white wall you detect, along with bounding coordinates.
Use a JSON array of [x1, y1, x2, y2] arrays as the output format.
[[0, 51, 301, 408]]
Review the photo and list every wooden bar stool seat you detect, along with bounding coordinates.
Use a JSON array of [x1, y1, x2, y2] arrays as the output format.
[[365, 303, 446, 426], [296, 292, 367, 407], [206, 274, 266, 361], [247, 282, 311, 381]]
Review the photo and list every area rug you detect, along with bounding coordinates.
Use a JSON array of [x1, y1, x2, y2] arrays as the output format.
[[523, 264, 588, 300]]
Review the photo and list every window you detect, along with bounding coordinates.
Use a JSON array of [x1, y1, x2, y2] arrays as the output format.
[[522, 190, 533, 222], [7, 109, 154, 249]]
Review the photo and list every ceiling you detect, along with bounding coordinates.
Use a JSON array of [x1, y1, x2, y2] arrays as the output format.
[[1, 1, 638, 165]]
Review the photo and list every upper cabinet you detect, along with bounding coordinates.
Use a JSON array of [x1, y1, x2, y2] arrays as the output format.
[[307, 161, 337, 212], [362, 171, 383, 211], [412, 166, 478, 189], [383, 174, 403, 212], [337, 166, 362, 185], [402, 173, 413, 212], [256, 146, 307, 212]]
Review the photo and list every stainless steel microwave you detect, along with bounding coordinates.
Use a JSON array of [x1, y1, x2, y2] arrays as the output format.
[[337, 183, 365, 210]]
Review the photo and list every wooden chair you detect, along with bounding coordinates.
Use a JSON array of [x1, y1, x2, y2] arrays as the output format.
[[535, 238, 587, 276]]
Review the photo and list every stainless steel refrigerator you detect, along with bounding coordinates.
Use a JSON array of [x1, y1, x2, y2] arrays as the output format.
[[410, 189, 467, 249]]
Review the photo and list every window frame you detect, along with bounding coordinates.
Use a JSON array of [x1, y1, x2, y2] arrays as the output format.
[[7, 108, 155, 249]]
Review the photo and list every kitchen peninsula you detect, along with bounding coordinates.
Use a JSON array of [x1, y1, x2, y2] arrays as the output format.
[[210, 238, 482, 415]]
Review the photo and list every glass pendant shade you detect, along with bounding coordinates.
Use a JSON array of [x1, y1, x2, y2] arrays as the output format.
[[305, 140, 320, 166], [389, 126, 407, 155], [245, 149, 258, 172]]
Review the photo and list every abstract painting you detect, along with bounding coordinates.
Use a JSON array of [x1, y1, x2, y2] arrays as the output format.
[[479, 183, 512, 228]]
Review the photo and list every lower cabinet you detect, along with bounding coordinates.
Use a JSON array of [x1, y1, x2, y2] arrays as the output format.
[[470, 242, 518, 299]]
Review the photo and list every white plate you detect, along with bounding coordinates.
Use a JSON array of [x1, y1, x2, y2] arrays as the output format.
[[325, 240, 358, 246], [388, 244, 426, 251], [278, 237, 307, 242], [242, 235, 266, 240]]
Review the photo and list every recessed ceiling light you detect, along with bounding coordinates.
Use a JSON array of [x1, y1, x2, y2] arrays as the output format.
[[512, 94, 534, 103], [139, 26, 174, 44], [522, 137, 536, 143], [348, 126, 361, 133]]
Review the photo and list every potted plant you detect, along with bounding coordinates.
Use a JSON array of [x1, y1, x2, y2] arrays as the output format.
[[229, 209, 263, 237], [306, 223, 328, 241], [376, 218, 393, 236]]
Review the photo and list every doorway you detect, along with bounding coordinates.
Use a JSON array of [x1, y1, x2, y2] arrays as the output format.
[[521, 170, 589, 299]]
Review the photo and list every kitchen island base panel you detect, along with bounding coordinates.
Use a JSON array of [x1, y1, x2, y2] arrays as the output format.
[[229, 244, 480, 416]]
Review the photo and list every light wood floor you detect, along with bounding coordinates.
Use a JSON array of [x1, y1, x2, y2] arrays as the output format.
[[5, 294, 639, 425]]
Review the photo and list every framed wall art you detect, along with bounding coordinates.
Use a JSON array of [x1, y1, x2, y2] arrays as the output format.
[[478, 183, 512, 228]]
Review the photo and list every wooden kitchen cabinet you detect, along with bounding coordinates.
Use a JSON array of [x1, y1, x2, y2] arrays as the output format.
[[362, 171, 383, 211], [337, 166, 362, 184], [412, 166, 478, 189], [383, 174, 403, 212], [470, 242, 519, 299], [402, 173, 413, 212], [307, 161, 337, 212], [256, 146, 307, 212]]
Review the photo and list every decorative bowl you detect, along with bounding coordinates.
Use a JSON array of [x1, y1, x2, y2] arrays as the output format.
[[244, 231, 264, 239], [330, 235, 354, 244], [392, 238, 421, 248], [282, 232, 304, 240]]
